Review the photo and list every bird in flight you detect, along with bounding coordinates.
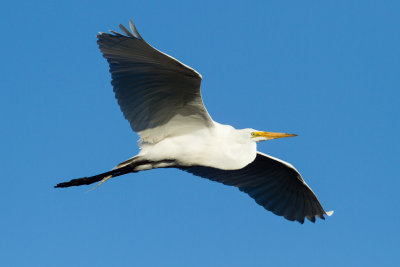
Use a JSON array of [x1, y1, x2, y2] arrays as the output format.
[[55, 20, 332, 223]]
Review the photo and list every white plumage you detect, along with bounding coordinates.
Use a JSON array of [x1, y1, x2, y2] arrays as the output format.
[[139, 124, 257, 170]]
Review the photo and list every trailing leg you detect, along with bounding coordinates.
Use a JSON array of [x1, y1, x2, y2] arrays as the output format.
[[54, 165, 134, 188], [54, 156, 150, 188]]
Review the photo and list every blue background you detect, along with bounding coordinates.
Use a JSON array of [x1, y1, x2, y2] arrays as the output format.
[[1, 1, 399, 266]]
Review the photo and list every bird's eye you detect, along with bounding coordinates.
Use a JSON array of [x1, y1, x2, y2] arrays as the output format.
[[251, 132, 255, 136]]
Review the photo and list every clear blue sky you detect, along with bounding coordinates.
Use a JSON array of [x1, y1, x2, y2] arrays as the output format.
[[1, 1, 399, 266]]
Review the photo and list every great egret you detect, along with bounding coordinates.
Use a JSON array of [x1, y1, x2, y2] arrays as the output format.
[[56, 20, 332, 223]]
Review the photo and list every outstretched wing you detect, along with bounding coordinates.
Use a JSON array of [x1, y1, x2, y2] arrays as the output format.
[[97, 20, 214, 143], [181, 152, 332, 223]]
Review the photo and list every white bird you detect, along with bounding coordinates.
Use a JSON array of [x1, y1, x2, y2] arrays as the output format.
[[56, 20, 332, 223]]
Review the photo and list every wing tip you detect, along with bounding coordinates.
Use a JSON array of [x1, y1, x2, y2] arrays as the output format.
[[96, 19, 142, 41], [129, 19, 142, 39], [326, 210, 334, 216], [117, 20, 143, 39]]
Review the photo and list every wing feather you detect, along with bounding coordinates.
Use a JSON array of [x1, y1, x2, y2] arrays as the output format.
[[180, 152, 331, 223], [97, 20, 213, 143]]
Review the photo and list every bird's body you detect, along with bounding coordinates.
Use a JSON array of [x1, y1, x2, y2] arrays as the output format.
[[56, 20, 332, 223], [139, 123, 257, 170]]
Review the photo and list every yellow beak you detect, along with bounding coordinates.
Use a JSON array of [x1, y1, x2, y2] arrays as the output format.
[[253, 131, 297, 140]]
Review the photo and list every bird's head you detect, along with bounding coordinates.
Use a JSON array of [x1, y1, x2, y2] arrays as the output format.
[[248, 129, 297, 142]]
